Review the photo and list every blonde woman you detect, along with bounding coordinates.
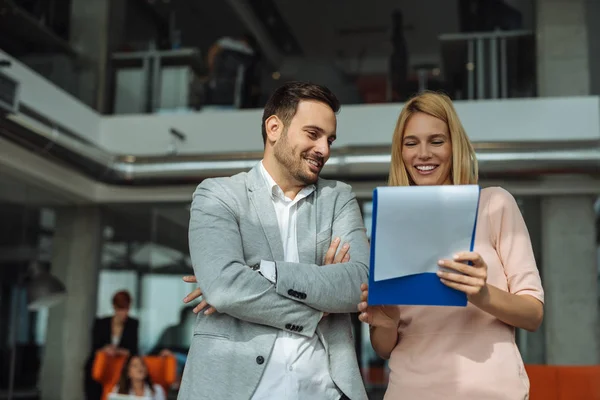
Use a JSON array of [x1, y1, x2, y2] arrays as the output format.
[[357, 92, 544, 399]]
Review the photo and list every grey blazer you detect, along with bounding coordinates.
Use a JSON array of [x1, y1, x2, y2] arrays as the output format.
[[177, 164, 370, 400]]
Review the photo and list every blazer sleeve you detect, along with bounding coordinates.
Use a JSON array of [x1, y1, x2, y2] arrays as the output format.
[[274, 185, 370, 313], [489, 187, 544, 303], [189, 179, 322, 337]]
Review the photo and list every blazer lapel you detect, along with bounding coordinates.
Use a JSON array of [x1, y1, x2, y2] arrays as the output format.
[[247, 166, 285, 261], [296, 190, 317, 265]]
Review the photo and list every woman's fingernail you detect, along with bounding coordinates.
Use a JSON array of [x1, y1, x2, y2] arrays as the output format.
[[438, 260, 444, 265], [334, 237, 340, 243], [343, 243, 349, 249], [453, 254, 459, 260]]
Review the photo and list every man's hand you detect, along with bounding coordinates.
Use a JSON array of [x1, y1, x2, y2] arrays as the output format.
[[182, 237, 352, 315]]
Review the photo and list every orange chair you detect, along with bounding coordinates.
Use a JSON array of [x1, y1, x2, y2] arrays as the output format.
[[144, 355, 178, 392], [92, 351, 177, 400], [556, 366, 600, 400], [525, 364, 600, 400]]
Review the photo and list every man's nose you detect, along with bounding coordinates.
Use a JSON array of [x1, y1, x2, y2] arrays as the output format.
[[314, 137, 330, 158]]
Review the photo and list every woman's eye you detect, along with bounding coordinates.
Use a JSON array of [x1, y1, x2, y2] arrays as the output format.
[[432, 140, 444, 145], [404, 142, 416, 147]]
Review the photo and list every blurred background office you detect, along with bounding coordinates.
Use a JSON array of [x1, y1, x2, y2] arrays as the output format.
[[0, 0, 599, 399]]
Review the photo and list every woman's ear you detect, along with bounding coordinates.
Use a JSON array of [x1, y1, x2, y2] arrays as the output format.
[[265, 115, 283, 145]]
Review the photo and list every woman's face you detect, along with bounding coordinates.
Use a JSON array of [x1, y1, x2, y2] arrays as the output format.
[[401, 112, 452, 186], [127, 357, 147, 381], [114, 307, 129, 323]]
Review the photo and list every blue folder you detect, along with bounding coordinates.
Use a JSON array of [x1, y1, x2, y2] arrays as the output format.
[[368, 185, 481, 307]]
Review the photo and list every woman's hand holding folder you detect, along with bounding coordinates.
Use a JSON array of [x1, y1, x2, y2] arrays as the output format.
[[357, 284, 401, 359], [436, 251, 489, 305], [357, 284, 401, 329]]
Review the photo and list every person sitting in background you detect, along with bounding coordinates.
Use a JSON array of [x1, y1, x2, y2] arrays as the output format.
[[111, 355, 166, 400], [84, 290, 139, 400]]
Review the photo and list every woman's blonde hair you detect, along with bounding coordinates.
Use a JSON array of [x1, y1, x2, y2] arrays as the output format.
[[388, 91, 478, 186]]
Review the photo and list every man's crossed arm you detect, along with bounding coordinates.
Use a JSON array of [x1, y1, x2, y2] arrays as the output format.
[[183, 239, 351, 315], [188, 180, 366, 337]]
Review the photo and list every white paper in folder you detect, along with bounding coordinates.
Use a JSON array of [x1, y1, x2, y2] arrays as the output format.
[[372, 185, 480, 282]]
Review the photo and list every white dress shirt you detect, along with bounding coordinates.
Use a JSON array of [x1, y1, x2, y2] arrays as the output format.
[[251, 162, 341, 400]]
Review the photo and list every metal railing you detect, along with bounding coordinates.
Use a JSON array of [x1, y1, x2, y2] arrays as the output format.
[[439, 30, 535, 100]]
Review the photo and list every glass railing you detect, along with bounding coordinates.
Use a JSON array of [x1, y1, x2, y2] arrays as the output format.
[[105, 30, 538, 114]]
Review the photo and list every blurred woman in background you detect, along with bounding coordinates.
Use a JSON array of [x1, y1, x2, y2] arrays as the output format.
[[84, 290, 139, 400], [112, 355, 166, 400]]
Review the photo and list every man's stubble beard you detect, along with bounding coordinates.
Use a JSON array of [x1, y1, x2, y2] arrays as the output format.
[[273, 130, 318, 186]]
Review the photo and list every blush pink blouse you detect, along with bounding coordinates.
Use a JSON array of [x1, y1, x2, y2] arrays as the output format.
[[384, 187, 544, 400]]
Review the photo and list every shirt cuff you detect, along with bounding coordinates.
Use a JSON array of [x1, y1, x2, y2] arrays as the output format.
[[259, 260, 277, 283]]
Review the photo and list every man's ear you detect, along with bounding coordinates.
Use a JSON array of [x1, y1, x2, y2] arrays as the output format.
[[265, 115, 283, 144]]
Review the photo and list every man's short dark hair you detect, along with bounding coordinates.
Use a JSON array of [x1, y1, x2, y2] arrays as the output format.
[[261, 81, 341, 145]]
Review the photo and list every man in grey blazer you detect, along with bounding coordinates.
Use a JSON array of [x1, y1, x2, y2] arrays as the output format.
[[177, 82, 370, 400]]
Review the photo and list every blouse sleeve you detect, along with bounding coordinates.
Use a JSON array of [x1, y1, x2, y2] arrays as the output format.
[[488, 187, 544, 303]]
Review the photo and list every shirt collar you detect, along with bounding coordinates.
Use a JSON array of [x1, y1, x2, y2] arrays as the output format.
[[259, 161, 315, 201]]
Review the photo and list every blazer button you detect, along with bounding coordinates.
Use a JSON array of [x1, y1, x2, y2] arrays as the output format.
[[256, 356, 265, 365], [285, 323, 292, 329], [300, 293, 307, 299], [288, 289, 295, 296], [298, 326, 303, 332]]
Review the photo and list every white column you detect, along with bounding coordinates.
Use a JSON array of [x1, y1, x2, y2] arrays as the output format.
[[39, 207, 102, 400], [541, 196, 598, 364], [536, 0, 590, 96], [585, 0, 600, 96]]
